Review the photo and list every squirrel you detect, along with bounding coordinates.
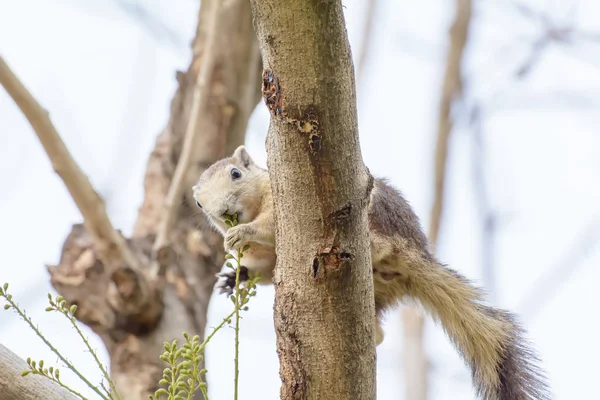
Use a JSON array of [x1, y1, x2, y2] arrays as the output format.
[[192, 145, 550, 400]]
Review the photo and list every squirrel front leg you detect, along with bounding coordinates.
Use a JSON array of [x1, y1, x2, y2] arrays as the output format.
[[224, 214, 275, 251]]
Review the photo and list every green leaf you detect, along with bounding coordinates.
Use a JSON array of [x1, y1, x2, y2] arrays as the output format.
[[69, 305, 77, 315], [44, 307, 53, 312], [3, 304, 10, 310], [242, 244, 250, 252], [21, 370, 30, 377], [2, 283, 8, 291]]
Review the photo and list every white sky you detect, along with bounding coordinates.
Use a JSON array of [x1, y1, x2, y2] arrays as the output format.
[[1, 0, 599, 399]]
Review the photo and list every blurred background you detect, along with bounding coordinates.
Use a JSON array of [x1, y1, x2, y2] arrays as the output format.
[[1, 0, 599, 399]]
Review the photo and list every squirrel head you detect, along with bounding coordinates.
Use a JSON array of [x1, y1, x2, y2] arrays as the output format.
[[192, 145, 265, 232]]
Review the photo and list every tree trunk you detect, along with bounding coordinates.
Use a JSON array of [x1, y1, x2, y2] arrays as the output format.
[[401, 0, 471, 399], [249, 1, 377, 399], [0, 0, 261, 398], [0, 344, 78, 400]]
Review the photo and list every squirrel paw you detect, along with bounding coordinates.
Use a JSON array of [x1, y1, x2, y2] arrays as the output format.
[[224, 225, 245, 252], [216, 266, 249, 296]]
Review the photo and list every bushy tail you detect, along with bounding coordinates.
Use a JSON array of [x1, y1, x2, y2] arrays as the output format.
[[411, 260, 550, 400]]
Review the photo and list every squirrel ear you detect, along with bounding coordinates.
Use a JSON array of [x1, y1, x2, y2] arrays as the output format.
[[232, 145, 253, 168]]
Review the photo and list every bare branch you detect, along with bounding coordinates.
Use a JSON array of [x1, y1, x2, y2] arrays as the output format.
[[402, 0, 472, 398], [469, 105, 497, 300], [151, 0, 223, 276], [0, 344, 78, 400], [428, 0, 471, 244], [109, 0, 188, 50], [0, 56, 138, 272], [356, 0, 378, 85], [518, 218, 600, 321], [514, 36, 550, 79]]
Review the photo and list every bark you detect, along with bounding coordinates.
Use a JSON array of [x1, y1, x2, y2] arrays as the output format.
[[0, 0, 261, 398], [401, 1, 471, 399], [249, 1, 376, 399], [0, 344, 78, 400]]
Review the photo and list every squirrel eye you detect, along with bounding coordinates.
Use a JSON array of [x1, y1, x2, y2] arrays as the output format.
[[195, 201, 202, 209], [231, 168, 242, 180]]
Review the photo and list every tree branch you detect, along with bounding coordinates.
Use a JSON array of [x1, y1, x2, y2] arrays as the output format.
[[402, 0, 472, 398], [469, 105, 498, 300], [356, 0, 378, 85], [518, 218, 600, 321], [250, 0, 376, 398], [151, 0, 223, 277], [0, 56, 138, 273], [0, 344, 78, 400], [1, 0, 261, 397]]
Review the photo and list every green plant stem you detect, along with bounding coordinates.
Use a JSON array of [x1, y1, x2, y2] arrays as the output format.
[[203, 309, 237, 346], [233, 251, 242, 400], [43, 373, 89, 400], [65, 312, 120, 400], [200, 385, 209, 400], [170, 357, 177, 399], [2, 295, 109, 400]]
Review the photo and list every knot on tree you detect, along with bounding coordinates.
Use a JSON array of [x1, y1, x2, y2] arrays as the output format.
[[261, 69, 322, 153], [312, 246, 354, 279], [262, 69, 283, 117]]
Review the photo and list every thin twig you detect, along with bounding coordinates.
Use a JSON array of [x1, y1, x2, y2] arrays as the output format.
[[402, 1, 472, 399], [469, 105, 497, 300], [1, 292, 109, 400], [233, 250, 242, 400], [63, 309, 121, 400], [356, 0, 377, 85], [0, 56, 137, 272], [151, 0, 223, 276], [517, 218, 600, 321]]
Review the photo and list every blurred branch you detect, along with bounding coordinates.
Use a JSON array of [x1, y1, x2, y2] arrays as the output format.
[[514, 35, 550, 79], [0, 56, 138, 272], [110, 0, 188, 50], [510, 0, 551, 25], [428, 0, 471, 244], [402, 1, 472, 399], [469, 105, 497, 300], [518, 218, 600, 321], [488, 89, 600, 111], [471, 0, 600, 110], [394, 31, 442, 63], [356, 0, 377, 85], [150, 0, 222, 276]]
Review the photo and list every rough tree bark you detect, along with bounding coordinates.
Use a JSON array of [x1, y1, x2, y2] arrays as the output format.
[[0, 0, 261, 398], [249, 1, 377, 399], [0, 344, 77, 400], [401, 0, 471, 399]]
